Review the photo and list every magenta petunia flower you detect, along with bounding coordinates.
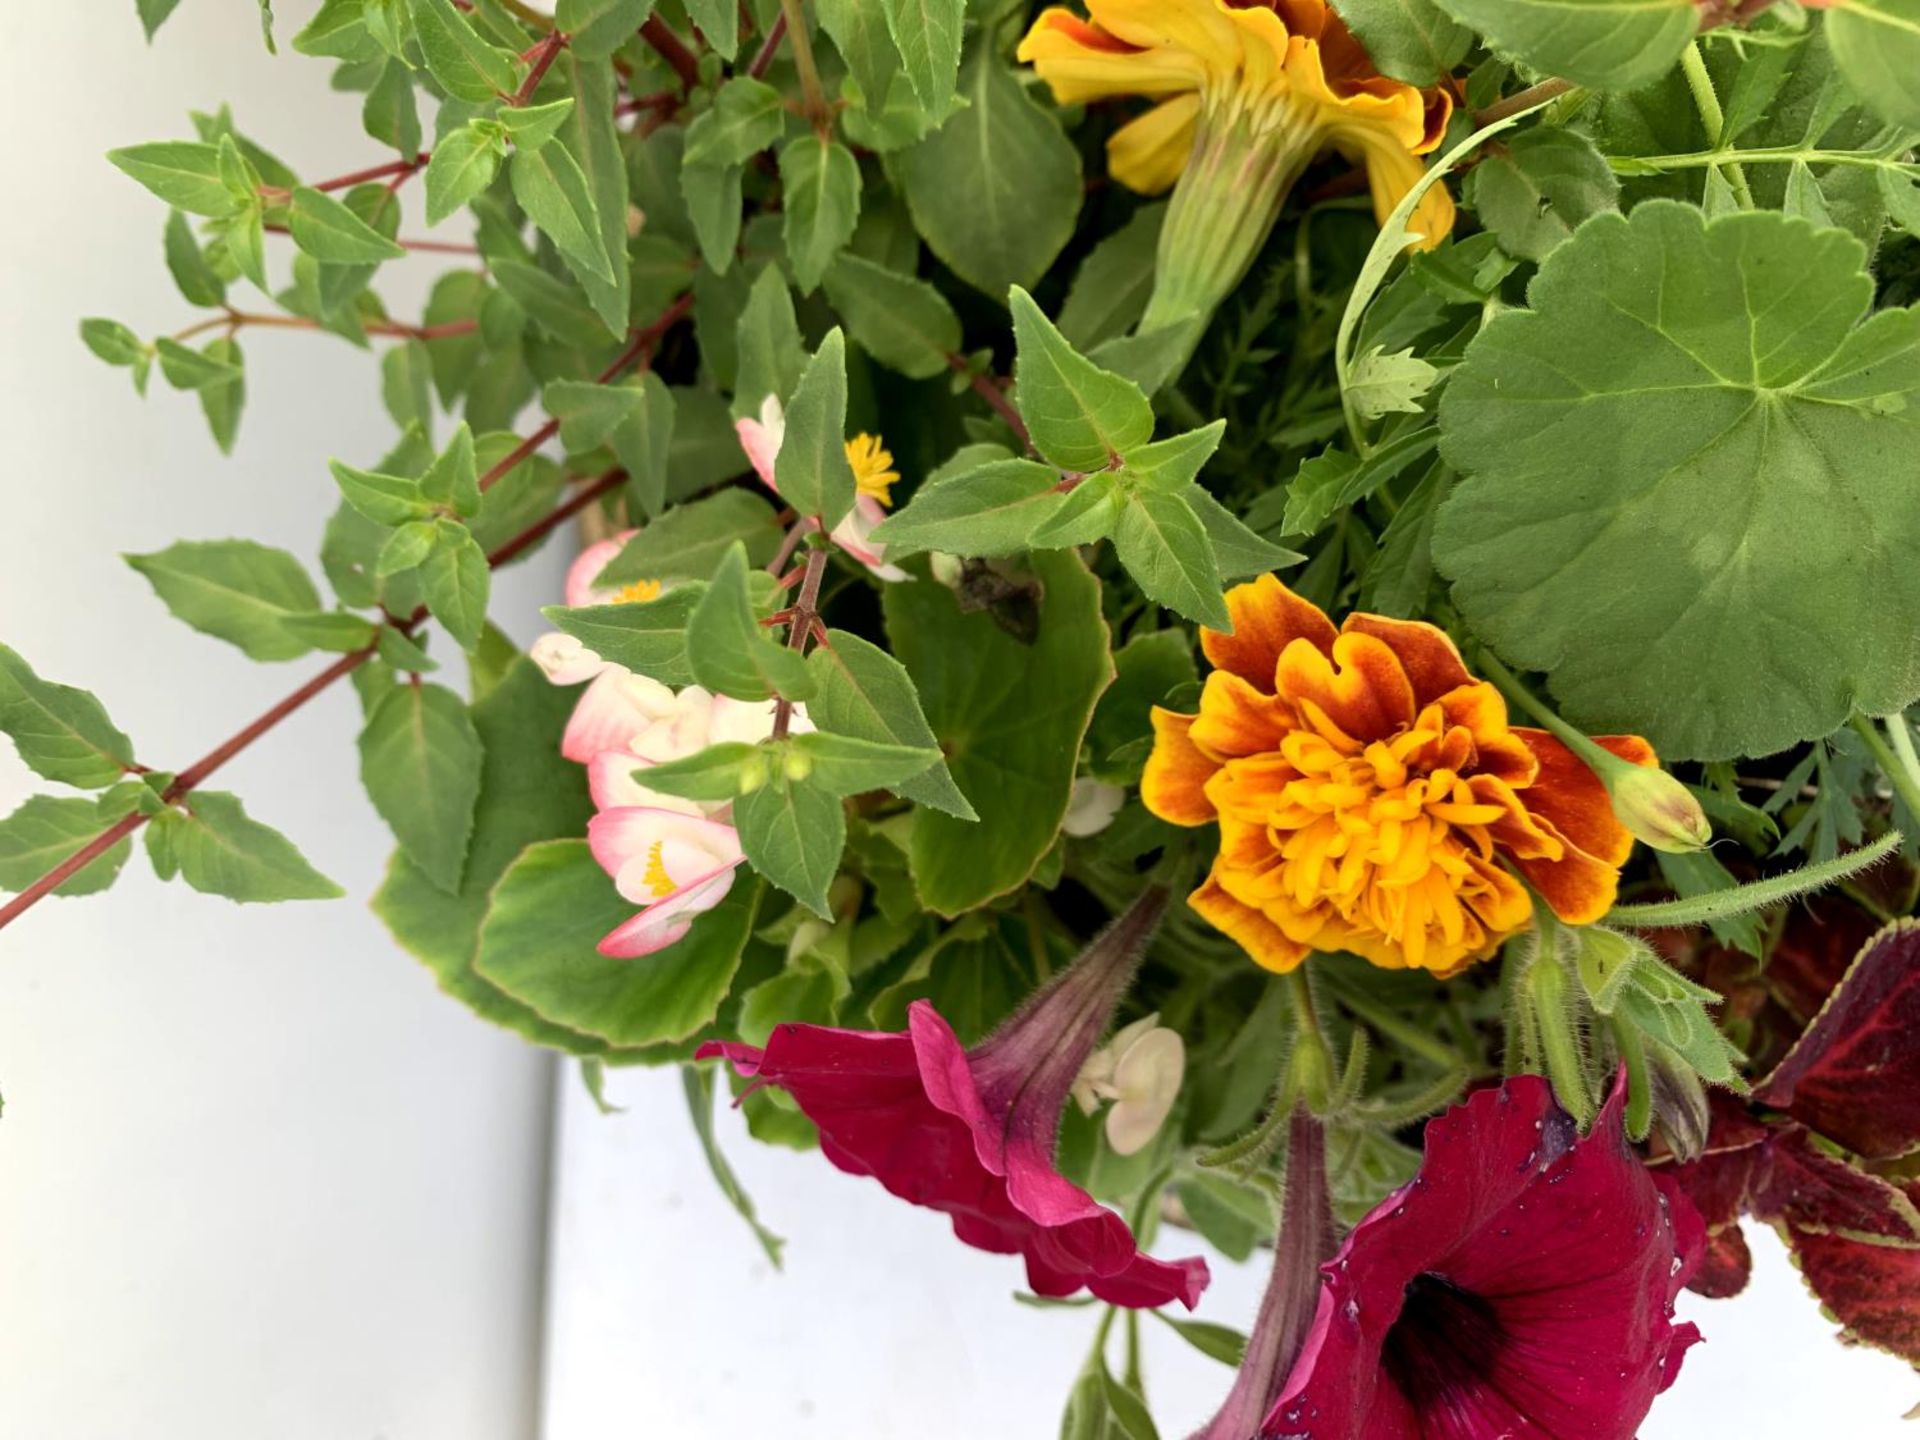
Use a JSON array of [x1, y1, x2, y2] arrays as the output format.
[[696, 889, 1209, 1309], [1260, 1075, 1702, 1440]]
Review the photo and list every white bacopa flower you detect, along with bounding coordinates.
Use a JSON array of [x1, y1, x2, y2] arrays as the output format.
[[1072, 1013, 1186, 1156]]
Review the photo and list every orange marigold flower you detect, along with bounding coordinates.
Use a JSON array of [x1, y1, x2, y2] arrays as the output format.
[[1019, 0, 1454, 335], [1141, 576, 1656, 977]]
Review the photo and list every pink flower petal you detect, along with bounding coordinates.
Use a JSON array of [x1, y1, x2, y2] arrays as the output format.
[[564, 529, 638, 609], [597, 865, 741, 957]]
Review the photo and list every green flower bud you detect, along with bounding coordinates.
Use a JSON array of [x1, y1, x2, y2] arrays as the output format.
[[1596, 757, 1712, 854]]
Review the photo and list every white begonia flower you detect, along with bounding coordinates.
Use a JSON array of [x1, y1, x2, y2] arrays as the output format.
[[1070, 1013, 1186, 1156]]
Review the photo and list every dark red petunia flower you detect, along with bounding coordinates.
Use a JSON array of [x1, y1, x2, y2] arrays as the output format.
[[1654, 920, 1920, 1364], [696, 889, 1209, 1309], [1259, 1075, 1702, 1440]]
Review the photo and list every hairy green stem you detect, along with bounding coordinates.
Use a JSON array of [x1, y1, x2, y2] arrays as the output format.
[[1679, 40, 1755, 208], [1854, 714, 1920, 824], [1608, 829, 1903, 928]]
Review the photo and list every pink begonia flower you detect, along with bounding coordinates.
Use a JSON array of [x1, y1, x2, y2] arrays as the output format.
[[587, 807, 747, 958], [698, 888, 1210, 1308], [1258, 1074, 1703, 1440], [736, 395, 910, 582]]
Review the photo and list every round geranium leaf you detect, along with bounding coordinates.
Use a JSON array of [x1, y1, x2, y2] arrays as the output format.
[[1435, 201, 1920, 761]]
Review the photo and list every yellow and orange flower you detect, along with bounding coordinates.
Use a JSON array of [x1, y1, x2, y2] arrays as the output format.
[[1142, 577, 1654, 977], [1019, 0, 1455, 260]]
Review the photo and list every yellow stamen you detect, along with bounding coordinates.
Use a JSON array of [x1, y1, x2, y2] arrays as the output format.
[[640, 838, 677, 898], [611, 578, 663, 605], [843, 433, 899, 508]]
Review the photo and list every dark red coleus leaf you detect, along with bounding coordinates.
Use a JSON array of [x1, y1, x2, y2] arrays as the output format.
[[1755, 920, 1920, 1161], [1789, 1191, 1920, 1368]]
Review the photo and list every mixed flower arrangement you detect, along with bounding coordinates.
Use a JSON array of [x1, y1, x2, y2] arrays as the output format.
[[8, 0, 1920, 1431]]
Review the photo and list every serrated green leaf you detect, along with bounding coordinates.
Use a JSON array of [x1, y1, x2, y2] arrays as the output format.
[[1112, 490, 1230, 629], [421, 422, 481, 516], [1435, 203, 1920, 760], [197, 336, 246, 454], [1028, 473, 1123, 549], [281, 611, 380, 652], [789, 731, 942, 795], [510, 142, 615, 283], [544, 583, 706, 683], [882, 0, 963, 110], [821, 252, 961, 380], [870, 457, 1065, 556], [159, 790, 343, 901], [377, 519, 439, 576], [288, 185, 407, 263], [734, 264, 809, 412], [408, 0, 520, 101], [358, 680, 482, 892], [0, 795, 132, 898], [1186, 485, 1302, 580], [1125, 420, 1224, 494], [681, 161, 744, 272], [1010, 286, 1153, 472], [775, 329, 857, 527], [330, 459, 430, 525], [684, 77, 786, 168], [1828, 0, 1920, 129], [805, 630, 974, 817], [557, 0, 652, 56], [108, 141, 236, 217], [424, 123, 504, 224], [686, 542, 815, 701], [894, 45, 1081, 299], [735, 772, 843, 916], [1429, 0, 1695, 90], [1463, 128, 1619, 263], [683, 0, 739, 56], [1346, 346, 1439, 422], [164, 208, 227, 306], [125, 539, 322, 661], [780, 137, 862, 292], [154, 335, 241, 390], [886, 551, 1111, 914], [0, 646, 136, 789], [420, 522, 491, 650], [557, 53, 633, 335], [498, 97, 576, 151], [594, 490, 785, 589], [294, 0, 383, 59], [1328, 0, 1470, 84]]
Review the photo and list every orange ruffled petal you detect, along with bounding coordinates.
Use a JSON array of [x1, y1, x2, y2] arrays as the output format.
[[1200, 575, 1338, 693], [1190, 872, 1310, 973], [1140, 708, 1219, 826]]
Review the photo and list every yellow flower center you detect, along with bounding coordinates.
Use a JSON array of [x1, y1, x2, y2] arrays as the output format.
[[843, 433, 898, 508], [610, 578, 663, 605], [1255, 716, 1516, 972], [641, 838, 677, 898]]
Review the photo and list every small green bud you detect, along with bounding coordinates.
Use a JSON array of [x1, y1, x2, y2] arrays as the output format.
[[1590, 751, 1711, 854], [782, 746, 814, 783], [737, 748, 771, 794]]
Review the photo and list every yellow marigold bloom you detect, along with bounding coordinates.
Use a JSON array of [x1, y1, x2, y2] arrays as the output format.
[[1019, 0, 1454, 334], [1142, 577, 1655, 977], [844, 433, 898, 508]]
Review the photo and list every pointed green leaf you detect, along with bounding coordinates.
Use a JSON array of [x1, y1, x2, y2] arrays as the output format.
[[735, 771, 843, 916], [544, 583, 707, 683], [0, 646, 136, 788], [407, 0, 520, 101], [125, 539, 322, 661], [107, 141, 235, 217], [734, 264, 808, 411], [330, 460, 430, 526], [0, 795, 132, 898], [779, 136, 861, 292], [821, 252, 960, 380], [510, 142, 615, 283], [592, 491, 784, 588], [1428, 0, 1695, 90], [556, 0, 653, 56], [196, 336, 246, 455], [420, 522, 491, 650], [358, 680, 483, 893], [881, 0, 963, 110], [774, 329, 857, 527], [159, 790, 343, 901], [1010, 286, 1152, 472], [870, 457, 1064, 557], [497, 97, 576, 151], [288, 185, 407, 262], [686, 542, 815, 701], [154, 335, 241, 390], [424, 123, 504, 224], [805, 630, 974, 817], [1112, 490, 1230, 629], [683, 78, 785, 168]]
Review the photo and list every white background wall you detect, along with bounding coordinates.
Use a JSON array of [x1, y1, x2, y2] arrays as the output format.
[[0, 6, 558, 1438]]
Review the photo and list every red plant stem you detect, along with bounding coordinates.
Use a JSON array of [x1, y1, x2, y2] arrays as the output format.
[[310, 153, 430, 194], [770, 546, 828, 742], [616, 88, 681, 118], [0, 296, 698, 940], [765, 517, 814, 575], [947, 353, 1031, 451], [170, 310, 480, 345], [262, 223, 479, 256], [747, 11, 788, 79], [641, 16, 701, 90], [511, 31, 570, 106]]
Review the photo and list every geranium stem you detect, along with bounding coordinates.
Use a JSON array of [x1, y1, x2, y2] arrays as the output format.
[[1852, 714, 1920, 824], [1679, 41, 1755, 209]]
